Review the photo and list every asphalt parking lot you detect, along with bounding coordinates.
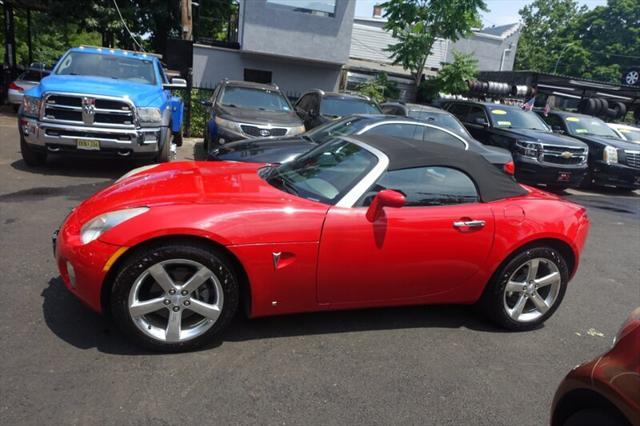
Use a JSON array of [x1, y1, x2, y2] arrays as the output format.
[[0, 110, 638, 426]]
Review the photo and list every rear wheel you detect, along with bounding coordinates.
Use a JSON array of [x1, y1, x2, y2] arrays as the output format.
[[110, 242, 239, 352], [20, 134, 46, 166], [480, 246, 569, 331]]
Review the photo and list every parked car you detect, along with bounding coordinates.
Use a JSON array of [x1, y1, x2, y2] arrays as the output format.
[[18, 46, 186, 166], [201, 80, 305, 149], [608, 123, 640, 144], [381, 102, 470, 136], [208, 114, 514, 173], [294, 90, 381, 130], [53, 134, 589, 351], [551, 307, 639, 426], [8, 67, 50, 111], [537, 111, 640, 190], [443, 100, 589, 190]]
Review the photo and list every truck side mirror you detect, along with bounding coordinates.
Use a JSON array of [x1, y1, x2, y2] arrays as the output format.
[[552, 125, 565, 134]]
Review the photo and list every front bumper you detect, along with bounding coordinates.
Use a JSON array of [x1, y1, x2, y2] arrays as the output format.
[[592, 161, 640, 189], [54, 213, 124, 313], [514, 155, 588, 187], [19, 115, 166, 159]]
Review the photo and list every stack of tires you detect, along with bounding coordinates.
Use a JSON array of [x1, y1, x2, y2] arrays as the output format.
[[577, 97, 627, 120], [467, 80, 533, 98]]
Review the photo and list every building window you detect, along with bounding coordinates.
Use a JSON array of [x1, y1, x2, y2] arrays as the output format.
[[266, 0, 336, 17], [244, 68, 273, 84]]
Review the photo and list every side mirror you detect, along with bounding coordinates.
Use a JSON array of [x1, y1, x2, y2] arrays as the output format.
[[200, 100, 213, 107], [163, 77, 187, 89], [309, 108, 319, 118], [366, 189, 406, 222], [473, 117, 488, 126]]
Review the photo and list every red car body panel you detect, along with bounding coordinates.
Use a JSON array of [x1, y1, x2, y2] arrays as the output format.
[[55, 161, 589, 318], [551, 308, 640, 425]]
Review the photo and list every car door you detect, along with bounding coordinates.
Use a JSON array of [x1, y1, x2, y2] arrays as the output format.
[[317, 166, 495, 304]]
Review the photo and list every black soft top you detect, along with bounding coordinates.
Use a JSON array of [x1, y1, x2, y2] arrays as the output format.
[[347, 134, 527, 202]]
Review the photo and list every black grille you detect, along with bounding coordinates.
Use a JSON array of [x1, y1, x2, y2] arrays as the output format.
[[240, 125, 287, 137], [625, 151, 640, 169]]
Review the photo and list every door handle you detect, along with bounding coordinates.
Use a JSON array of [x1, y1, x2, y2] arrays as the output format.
[[453, 220, 486, 228]]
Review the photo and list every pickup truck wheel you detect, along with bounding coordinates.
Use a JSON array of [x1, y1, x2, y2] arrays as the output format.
[[20, 135, 47, 166], [156, 133, 172, 163]]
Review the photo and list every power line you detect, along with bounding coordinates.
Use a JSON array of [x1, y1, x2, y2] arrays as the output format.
[[112, 0, 145, 52]]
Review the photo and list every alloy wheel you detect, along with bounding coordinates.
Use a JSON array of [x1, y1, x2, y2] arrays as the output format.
[[625, 70, 639, 85], [503, 258, 562, 322], [127, 259, 224, 343]]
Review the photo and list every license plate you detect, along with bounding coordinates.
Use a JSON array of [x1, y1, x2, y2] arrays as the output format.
[[557, 172, 572, 182], [77, 139, 100, 150]]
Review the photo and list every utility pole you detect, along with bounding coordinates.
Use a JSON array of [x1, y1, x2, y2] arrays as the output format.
[[180, 0, 193, 137]]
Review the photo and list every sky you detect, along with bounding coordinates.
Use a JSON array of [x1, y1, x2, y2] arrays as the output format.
[[354, 0, 608, 28]]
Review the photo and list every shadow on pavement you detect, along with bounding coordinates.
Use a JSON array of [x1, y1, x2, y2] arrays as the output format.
[[10, 156, 142, 180], [42, 275, 507, 356]]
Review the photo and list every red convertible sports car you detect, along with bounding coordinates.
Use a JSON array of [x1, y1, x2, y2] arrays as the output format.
[[54, 135, 590, 351]]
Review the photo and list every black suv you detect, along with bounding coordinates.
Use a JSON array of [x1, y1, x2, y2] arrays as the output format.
[[201, 80, 305, 149], [294, 90, 381, 130], [537, 110, 640, 190], [444, 100, 589, 188], [208, 114, 513, 171]]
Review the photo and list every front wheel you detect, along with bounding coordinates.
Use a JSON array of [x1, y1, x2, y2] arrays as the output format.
[[110, 242, 240, 352], [20, 134, 47, 166], [480, 246, 569, 331]]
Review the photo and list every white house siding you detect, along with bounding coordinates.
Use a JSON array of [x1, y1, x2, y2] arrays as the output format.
[[349, 23, 448, 70]]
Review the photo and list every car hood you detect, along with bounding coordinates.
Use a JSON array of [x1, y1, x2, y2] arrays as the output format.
[[75, 161, 317, 224], [27, 75, 162, 107], [501, 128, 587, 148], [571, 134, 639, 150], [218, 105, 303, 127], [212, 137, 317, 163]]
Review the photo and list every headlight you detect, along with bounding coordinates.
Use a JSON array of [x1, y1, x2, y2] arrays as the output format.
[[115, 164, 159, 183], [603, 146, 618, 164], [137, 107, 162, 124], [288, 125, 306, 136], [215, 116, 242, 133], [22, 96, 41, 117], [515, 140, 541, 159], [80, 207, 149, 244]]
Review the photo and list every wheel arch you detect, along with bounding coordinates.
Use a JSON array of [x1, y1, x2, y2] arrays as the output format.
[[502, 237, 577, 279], [100, 234, 251, 317], [551, 388, 628, 426]]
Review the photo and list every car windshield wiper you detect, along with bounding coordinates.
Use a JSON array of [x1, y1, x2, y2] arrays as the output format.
[[301, 135, 316, 143], [267, 169, 300, 196]]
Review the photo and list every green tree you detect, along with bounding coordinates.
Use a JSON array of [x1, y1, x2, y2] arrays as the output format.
[[357, 72, 400, 102], [514, 0, 586, 73], [381, 0, 487, 89], [436, 51, 478, 95]]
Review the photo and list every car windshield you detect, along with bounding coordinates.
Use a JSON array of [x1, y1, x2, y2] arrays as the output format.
[[305, 116, 370, 143], [220, 86, 292, 112], [265, 139, 378, 204], [55, 51, 156, 85], [563, 116, 618, 137], [320, 97, 381, 117], [616, 127, 640, 142], [487, 106, 549, 131], [409, 110, 472, 138]]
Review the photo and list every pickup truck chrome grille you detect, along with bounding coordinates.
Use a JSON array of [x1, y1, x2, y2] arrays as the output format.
[[625, 150, 640, 169], [240, 124, 288, 137], [42, 93, 135, 128], [540, 145, 587, 165]]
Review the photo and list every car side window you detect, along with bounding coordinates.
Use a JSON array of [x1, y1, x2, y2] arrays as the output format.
[[422, 127, 467, 149], [360, 166, 479, 207], [365, 123, 424, 140], [447, 104, 470, 120], [464, 106, 487, 124]]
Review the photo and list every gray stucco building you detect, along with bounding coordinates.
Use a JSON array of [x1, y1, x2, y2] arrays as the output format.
[[192, 0, 356, 99]]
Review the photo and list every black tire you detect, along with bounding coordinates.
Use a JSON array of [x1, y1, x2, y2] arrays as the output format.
[[579, 169, 593, 189], [611, 101, 627, 119], [563, 408, 629, 426], [110, 241, 240, 352], [480, 246, 569, 331], [12, 104, 19, 113], [173, 128, 183, 147], [20, 134, 47, 166], [156, 132, 171, 163]]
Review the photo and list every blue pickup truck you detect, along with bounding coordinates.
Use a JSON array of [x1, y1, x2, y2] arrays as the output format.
[[18, 46, 185, 166]]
